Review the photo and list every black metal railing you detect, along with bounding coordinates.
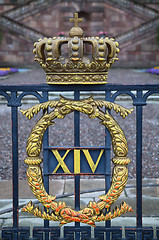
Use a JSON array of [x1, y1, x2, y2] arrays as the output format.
[[0, 83, 159, 240]]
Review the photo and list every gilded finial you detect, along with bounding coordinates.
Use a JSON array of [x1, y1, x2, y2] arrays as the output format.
[[69, 13, 83, 27], [69, 13, 84, 38]]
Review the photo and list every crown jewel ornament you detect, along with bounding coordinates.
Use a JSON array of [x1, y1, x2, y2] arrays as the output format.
[[33, 13, 119, 84]]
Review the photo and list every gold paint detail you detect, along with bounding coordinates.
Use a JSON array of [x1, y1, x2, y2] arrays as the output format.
[[52, 150, 71, 174], [83, 149, 104, 173], [112, 157, 131, 165], [74, 149, 81, 174], [21, 96, 133, 226], [46, 73, 108, 84], [24, 157, 43, 165]]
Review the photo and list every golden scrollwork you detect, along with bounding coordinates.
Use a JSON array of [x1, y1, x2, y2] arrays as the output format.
[[21, 96, 133, 227]]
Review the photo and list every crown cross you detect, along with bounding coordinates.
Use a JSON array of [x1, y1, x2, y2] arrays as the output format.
[[69, 13, 83, 27]]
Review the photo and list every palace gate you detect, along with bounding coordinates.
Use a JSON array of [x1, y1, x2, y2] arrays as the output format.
[[1, 12, 159, 240]]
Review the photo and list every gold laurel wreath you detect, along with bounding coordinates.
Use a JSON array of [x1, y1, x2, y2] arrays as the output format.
[[21, 95, 133, 227]]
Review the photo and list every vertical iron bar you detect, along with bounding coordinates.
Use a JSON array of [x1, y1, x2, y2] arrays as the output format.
[[11, 92, 19, 239], [74, 90, 80, 240], [11, 92, 19, 240], [136, 91, 143, 240], [105, 91, 111, 240], [74, 90, 80, 146], [42, 91, 49, 240]]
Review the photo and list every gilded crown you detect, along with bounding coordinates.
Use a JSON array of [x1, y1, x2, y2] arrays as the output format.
[[33, 13, 119, 84]]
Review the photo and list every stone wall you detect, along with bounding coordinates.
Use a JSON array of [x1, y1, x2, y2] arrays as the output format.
[[0, 1, 158, 67], [21, 2, 144, 37], [0, 32, 33, 66], [0, 3, 15, 14]]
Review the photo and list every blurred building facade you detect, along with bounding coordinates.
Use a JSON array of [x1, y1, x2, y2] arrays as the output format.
[[0, 0, 159, 67]]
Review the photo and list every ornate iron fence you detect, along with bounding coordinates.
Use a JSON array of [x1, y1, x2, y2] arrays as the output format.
[[0, 83, 159, 240]]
